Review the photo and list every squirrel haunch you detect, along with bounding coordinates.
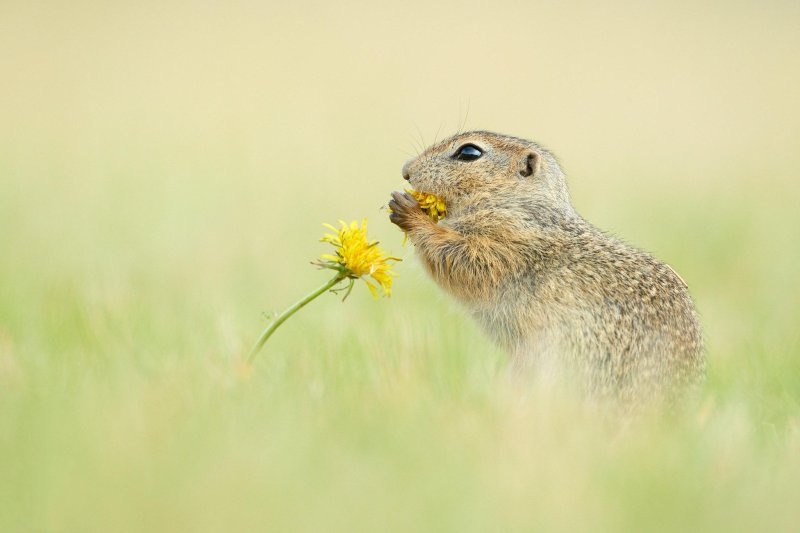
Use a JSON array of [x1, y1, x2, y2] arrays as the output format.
[[389, 131, 704, 401]]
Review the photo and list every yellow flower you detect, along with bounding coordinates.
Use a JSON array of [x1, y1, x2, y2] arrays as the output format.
[[318, 219, 400, 297], [248, 218, 400, 364], [406, 189, 447, 223]]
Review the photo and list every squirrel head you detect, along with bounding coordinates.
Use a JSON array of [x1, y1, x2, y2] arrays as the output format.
[[402, 131, 576, 226]]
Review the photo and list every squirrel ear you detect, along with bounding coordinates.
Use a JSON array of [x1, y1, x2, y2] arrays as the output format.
[[518, 151, 540, 178]]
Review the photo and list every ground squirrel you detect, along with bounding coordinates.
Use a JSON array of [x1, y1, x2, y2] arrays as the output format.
[[388, 131, 704, 402]]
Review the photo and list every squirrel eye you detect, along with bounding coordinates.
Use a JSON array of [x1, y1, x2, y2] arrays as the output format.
[[453, 144, 483, 161]]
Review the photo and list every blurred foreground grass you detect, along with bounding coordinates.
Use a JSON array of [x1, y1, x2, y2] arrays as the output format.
[[2, 1, 800, 531]]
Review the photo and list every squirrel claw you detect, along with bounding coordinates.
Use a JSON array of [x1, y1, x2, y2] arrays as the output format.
[[388, 190, 424, 231], [390, 190, 417, 207]]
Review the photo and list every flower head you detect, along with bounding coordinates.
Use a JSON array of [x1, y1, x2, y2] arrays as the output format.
[[406, 189, 447, 223], [317, 219, 400, 297]]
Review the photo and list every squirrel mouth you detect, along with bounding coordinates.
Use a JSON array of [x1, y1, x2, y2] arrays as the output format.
[[405, 189, 448, 223]]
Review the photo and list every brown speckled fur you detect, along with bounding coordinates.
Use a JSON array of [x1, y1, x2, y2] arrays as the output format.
[[389, 131, 704, 402]]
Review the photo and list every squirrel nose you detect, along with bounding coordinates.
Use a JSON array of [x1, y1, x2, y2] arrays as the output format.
[[402, 161, 412, 181]]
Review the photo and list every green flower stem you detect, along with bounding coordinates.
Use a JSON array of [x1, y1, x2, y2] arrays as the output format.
[[247, 274, 345, 364]]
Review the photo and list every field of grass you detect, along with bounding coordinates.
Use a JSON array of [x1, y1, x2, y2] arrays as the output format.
[[1, 1, 799, 531]]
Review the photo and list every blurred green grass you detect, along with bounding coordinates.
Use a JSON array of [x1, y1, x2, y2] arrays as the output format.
[[1, 1, 800, 531]]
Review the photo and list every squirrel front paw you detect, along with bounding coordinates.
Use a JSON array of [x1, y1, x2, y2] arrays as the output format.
[[388, 191, 428, 232]]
